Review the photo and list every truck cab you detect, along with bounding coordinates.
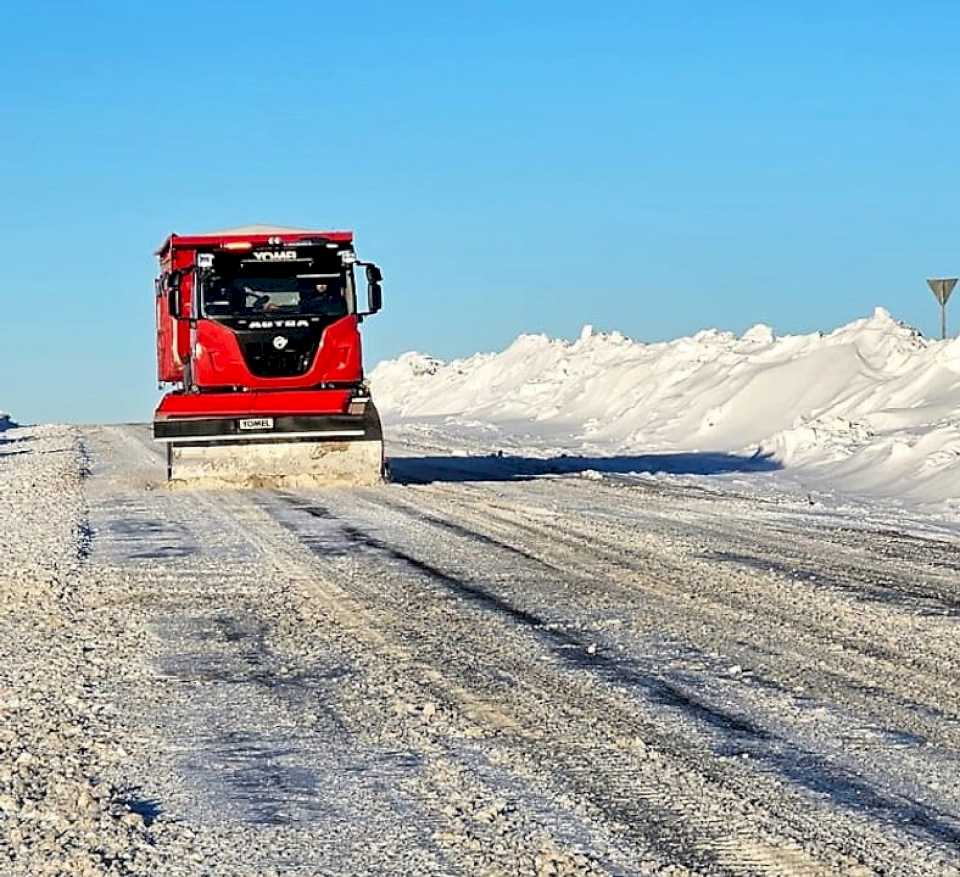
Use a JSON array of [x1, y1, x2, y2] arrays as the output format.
[[156, 227, 381, 394], [153, 225, 385, 487]]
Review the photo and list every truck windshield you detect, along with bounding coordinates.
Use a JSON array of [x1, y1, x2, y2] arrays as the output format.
[[201, 251, 352, 319]]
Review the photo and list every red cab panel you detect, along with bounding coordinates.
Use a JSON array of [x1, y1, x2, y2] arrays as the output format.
[[194, 315, 363, 390]]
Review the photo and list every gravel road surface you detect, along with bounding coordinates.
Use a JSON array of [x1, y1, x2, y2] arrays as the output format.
[[2, 422, 960, 875]]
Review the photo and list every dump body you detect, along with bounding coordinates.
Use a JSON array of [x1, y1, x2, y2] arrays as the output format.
[[153, 225, 384, 487]]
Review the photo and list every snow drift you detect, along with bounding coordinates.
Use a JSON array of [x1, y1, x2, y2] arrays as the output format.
[[371, 309, 960, 510]]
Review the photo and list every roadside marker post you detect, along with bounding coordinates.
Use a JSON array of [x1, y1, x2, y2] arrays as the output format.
[[927, 278, 958, 340]]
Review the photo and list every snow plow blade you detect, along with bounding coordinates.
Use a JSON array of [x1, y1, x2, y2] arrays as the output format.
[[156, 404, 385, 489]]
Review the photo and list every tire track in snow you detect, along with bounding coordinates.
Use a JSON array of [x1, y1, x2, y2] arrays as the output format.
[[257, 489, 887, 876], [99, 425, 960, 874], [407, 481, 960, 746], [332, 483, 960, 875]]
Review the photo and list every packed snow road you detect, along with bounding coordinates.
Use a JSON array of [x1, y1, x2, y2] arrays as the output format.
[[4, 423, 960, 875]]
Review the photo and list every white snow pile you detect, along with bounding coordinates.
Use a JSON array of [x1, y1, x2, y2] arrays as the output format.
[[371, 309, 960, 510]]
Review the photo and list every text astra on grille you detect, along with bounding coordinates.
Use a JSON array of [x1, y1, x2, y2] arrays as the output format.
[[248, 320, 310, 329]]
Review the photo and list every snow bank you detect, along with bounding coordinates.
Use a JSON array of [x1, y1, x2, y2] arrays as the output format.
[[371, 309, 960, 509]]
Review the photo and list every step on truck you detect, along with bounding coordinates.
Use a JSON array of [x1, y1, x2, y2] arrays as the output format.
[[153, 225, 385, 487]]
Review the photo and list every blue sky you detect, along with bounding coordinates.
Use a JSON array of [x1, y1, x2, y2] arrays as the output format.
[[2, 2, 958, 423]]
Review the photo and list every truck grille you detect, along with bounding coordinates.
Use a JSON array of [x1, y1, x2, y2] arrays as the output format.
[[239, 336, 319, 378]]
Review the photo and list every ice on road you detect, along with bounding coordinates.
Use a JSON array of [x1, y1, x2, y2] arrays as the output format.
[[2, 422, 960, 875]]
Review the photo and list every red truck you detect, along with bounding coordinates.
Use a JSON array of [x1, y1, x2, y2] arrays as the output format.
[[153, 225, 385, 487]]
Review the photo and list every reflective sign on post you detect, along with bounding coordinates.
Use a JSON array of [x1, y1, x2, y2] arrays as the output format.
[[927, 278, 957, 305], [927, 278, 958, 340]]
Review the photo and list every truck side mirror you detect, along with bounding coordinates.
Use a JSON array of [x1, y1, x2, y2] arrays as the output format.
[[166, 273, 181, 317], [359, 263, 383, 315], [368, 282, 383, 314]]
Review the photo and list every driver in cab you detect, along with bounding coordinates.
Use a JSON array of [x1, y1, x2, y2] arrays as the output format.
[[301, 281, 344, 315]]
